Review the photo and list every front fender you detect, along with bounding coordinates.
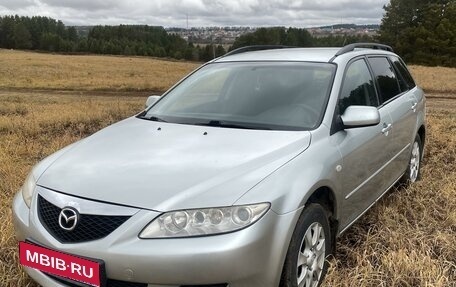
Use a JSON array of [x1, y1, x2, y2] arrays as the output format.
[[235, 126, 343, 217]]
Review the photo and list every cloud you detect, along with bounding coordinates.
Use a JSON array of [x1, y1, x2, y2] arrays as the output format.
[[0, 0, 389, 27], [0, 0, 35, 10], [39, 0, 119, 10]]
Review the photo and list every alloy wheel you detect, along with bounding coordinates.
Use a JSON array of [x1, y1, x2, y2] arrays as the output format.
[[409, 141, 420, 182], [297, 222, 326, 287]]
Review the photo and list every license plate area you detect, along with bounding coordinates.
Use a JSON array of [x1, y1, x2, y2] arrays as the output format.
[[19, 241, 106, 287]]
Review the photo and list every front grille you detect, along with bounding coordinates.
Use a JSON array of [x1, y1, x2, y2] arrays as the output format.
[[47, 273, 148, 287], [38, 195, 130, 243]]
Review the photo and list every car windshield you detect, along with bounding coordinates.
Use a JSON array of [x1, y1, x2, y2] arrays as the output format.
[[142, 62, 336, 130]]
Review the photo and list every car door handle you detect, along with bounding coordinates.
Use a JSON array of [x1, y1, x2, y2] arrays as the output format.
[[381, 123, 392, 134], [411, 102, 418, 111]]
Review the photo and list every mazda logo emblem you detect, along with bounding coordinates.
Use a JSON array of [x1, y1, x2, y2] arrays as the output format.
[[58, 207, 79, 231]]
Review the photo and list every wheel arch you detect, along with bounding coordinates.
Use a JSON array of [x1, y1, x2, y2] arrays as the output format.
[[417, 124, 425, 152], [306, 186, 337, 218], [305, 186, 339, 249]]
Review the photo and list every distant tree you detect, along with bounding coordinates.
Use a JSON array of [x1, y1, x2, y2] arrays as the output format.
[[12, 23, 32, 49], [39, 32, 59, 51], [124, 45, 133, 55], [201, 44, 215, 61], [254, 27, 286, 45], [231, 33, 256, 50], [379, 0, 456, 66], [67, 27, 78, 42], [215, 45, 226, 57], [85, 24, 195, 58], [76, 38, 88, 52], [59, 39, 73, 52], [155, 46, 166, 57], [0, 16, 16, 48], [231, 27, 313, 50], [314, 34, 375, 47], [88, 39, 101, 53], [285, 27, 313, 46], [56, 20, 66, 38], [0, 15, 84, 52], [184, 46, 195, 60]]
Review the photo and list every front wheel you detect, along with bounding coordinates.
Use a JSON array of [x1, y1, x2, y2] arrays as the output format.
[[280, 204, 332, 287]]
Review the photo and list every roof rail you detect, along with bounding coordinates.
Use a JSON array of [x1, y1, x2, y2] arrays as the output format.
[[223, 45, 296, 57], [332, 43, 393, 59]]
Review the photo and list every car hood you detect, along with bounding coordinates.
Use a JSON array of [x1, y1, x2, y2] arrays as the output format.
[[37, 117, 311, 211]]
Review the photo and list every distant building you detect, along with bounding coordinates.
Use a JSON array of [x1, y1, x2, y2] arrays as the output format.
[[165, 24, 379, 45], [166, 26, 257, 45]]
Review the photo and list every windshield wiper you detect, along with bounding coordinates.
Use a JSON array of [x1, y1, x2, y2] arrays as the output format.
[[138, 115, 168, 123], [192, 120, 271, 130], [149, 116, 168, 123]]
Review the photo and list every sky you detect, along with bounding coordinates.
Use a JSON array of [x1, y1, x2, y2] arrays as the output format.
[[0, 0, 390, 27]]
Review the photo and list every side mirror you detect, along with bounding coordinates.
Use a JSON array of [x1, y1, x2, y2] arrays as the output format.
[[341, 106, 380, 129], [145, 95, 160, 109]]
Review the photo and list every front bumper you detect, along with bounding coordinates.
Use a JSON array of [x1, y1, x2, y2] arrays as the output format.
[[13, 188, 301, 287]]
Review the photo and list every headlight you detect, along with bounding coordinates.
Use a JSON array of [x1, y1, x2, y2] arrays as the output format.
[[21, 171, 37, 208], [139, 203, 270, 238]]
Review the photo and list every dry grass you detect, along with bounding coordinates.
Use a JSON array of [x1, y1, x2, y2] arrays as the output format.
[[0, 51, 455, 287], [0, 90, 145, 286], [409, 65, 456, 95], [324, 100, 456, 286], [1, 49, 455, 96], [0, 49, 199, 92]]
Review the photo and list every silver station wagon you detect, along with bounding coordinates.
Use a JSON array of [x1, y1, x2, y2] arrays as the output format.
[[13, 43, 425, 287]]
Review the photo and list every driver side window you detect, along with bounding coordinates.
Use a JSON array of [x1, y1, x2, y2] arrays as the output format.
[[339, 59, 378, 114]]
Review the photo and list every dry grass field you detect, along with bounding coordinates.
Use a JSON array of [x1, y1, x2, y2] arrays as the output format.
[[409, 65, 456, 95], [325, 96, 456, 286], [0, 49, 199, 92], [0, 49, 455, 287], [1, 49, 455, 96]]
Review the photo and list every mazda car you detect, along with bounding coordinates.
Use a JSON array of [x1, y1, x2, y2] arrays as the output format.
[[13, 43, 426, 287]]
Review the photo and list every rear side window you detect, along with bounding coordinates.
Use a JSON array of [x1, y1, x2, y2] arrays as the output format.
[[368, 57, 401, 104], [390, 56, 416, 90], [339, 59, 378, 114]]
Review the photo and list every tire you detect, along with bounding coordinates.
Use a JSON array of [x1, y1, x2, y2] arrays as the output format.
[[280, 204, 332, 287], [400, 134, 423, 185]]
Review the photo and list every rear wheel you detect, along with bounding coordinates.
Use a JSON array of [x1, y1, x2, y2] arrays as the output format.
[[280, 204, 332, 287], [400, 134, 422, 185]]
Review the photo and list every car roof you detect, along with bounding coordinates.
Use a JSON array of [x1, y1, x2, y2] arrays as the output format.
[[214, 48, 341, 63], [214, 44, 395, 64]]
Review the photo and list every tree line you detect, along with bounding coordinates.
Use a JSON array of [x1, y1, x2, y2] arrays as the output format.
[[0, 15, 226, 61], [232, 1, 456, 67], [230, 27, 374, 50], [1, 0, 455, 68], [232, 6, 455, 68], [232, 1, 455, 67], [378, 0, 456, 67], [0, 15, 77, 51], [0, 15, 373, 62]]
